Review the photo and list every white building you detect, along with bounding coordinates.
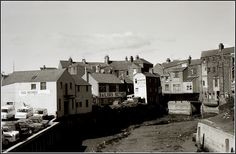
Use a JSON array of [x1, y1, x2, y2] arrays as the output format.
[[133, 72, 161, 104], [1, 69, 92, 118]]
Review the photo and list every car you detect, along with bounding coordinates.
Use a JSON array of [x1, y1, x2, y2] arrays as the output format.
[[2, 126, 20, 146], [16, 119, 43, 135], [29, 116, 49, 128], [33, 108, 48, 119], [15, 106, 33, 119], [1, 105, 15, 120]]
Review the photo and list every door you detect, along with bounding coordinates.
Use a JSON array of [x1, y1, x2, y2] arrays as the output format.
[[65, 83, 68, 95], [64, 101, 69, 115]]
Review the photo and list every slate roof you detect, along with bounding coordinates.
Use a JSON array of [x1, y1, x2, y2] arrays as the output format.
[[189, 59, 201, 66], [201, 47, 234, 58], [71, 75, 90, 86], [134, 58, 153, 65], [2, 69, 66, 86], [162, 60, 188, 69], [109, 61, 132, 70], [142, 72, 160, 77], [90, 73, 122, 84], [59, 60, 73, 68], [184, 76, 199, 82], [167, 67, 187, 72]]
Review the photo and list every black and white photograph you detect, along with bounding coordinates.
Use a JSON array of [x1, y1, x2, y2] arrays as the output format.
[[1, 1, 235, 153]]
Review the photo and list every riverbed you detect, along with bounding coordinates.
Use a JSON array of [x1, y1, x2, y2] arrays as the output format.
[[82, 116, 199, 152]]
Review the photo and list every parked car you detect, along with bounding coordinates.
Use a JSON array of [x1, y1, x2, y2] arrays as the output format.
[[1, 105, 15, 120], [15, 106, 33, 119], [2, 126, 20, 146], [29, 116, 49, 128], [15, 119, 44, 135], [33, 108, 48, 118]]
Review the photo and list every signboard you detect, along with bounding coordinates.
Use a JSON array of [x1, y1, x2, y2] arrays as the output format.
[[99, 92, 126, 98], [19, 90, 50, 96]]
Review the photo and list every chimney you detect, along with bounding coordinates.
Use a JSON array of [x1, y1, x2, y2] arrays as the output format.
[[68, 57, 73, 64], [188, 56, 192, 65], [84, 67, 89, 82], [135, 55, 139, 60], [130, 56, 134, 62], [96, 65, 101, 73], [82, 59, 86, 64], [219, 43, 224, 51], [104, 55, 110, 64], [125, 56, 128, 61], [166, 58, 171, 63]]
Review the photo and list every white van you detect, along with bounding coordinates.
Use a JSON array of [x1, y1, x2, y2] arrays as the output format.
[[15, 106, 33, 119], [1, 105, 16, 120]]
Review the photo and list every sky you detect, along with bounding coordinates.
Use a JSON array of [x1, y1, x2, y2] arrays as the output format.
[[1, 1, 235, 74]]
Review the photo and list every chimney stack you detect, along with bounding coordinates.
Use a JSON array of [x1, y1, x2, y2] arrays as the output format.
[[166, 58, 171, 63], [82, 59, 86, 64], [130, 56, 134, 62], [68, 57, 73, 64], [219, 43, 224, 51], [135, 55, 139, 60], [125, 56, 128, 61], [84, 67, 89, 82], [104, 55, 110, 64], [96, 65, 101, 73], [188, 55, 192, 65]]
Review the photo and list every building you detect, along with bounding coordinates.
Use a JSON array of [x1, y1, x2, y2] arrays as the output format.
[[1, 69, 92, 117], [82, 70, 126, 105], [200, 43, 234, 112], [133, 72, 161, 104]]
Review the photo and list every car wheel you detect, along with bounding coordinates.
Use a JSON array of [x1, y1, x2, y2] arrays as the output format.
[[3, 139, 9, 145]]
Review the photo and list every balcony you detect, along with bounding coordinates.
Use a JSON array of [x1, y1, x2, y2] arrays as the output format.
[[99, 92, 126, 98]]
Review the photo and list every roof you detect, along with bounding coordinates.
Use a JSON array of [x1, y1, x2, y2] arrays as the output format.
[[201, 47, 234, 58], [189, 59, 201, 66], [123, 76, 133, 84], [200, 111, 234, 135], [109, 61, 132, 70], [2, 69, 66, 86], [184, 76, 198, 82], [59, 60, 72, 68], [167, 67, 187, 72], [90, 73, 122, 84], [134, 58, 153, 65], [71, 75, 90, 86], [162, 60, 188, 69], [142, 72, 160, 77]]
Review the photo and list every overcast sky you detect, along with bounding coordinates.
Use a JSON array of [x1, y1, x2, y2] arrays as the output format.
[[1, 1, 235, 74]]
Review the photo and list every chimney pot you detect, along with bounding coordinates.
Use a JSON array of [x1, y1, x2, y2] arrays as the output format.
[[219, 43, 224, 51]]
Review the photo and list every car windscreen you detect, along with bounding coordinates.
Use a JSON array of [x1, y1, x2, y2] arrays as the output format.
[[35, 110, 44, 114], [1, 109, 8, 113], [17, 109, 29, 112]]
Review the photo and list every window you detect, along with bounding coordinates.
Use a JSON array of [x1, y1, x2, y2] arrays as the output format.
[[60, 82, 63, 89], [126, 71, 129, 75], [31, 84, 36, 90], [70, 82, 72, 89], [202, 80, 205, 86], [174, 72, 179, 78], [207, 67, 210, 73], [173, 84, 181, 92], [40, 82, 46, 90], [191, 69, 194, 75], [79, 102, 82, 107], [165, 76, 168, 81], [77, 85, 80, 92], [59, 99, 61, 111], [187, 85, 192, 90], [76, 102, 78, 108], [109, 84, 116, 92], [213, 67, 215, 72], [86, 100, 89, 107], [165, 84, 169, 91], [135, 88, 138, 92], [72, 100, 74, 109], [215, 78, 218, 87], [135, 79, 137, 83], [86, 85, 89, 92], [99, 84, 106, 92]]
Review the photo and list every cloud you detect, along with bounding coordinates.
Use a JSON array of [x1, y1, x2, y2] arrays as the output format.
[[49, 32, 174, 53]]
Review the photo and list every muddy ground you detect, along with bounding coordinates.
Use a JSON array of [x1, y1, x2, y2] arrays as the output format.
[[82, 115, 199, 152]]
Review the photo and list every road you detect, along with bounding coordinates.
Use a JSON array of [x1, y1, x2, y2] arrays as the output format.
[[82, 116, 199, 152]]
